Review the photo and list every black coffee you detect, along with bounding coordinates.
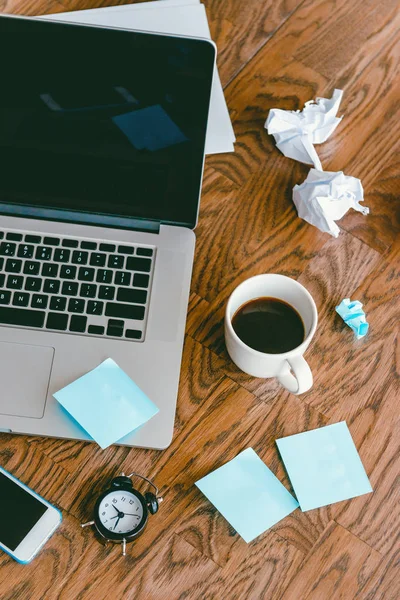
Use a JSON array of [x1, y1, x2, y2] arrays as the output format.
[[231, 297, 305, 354]]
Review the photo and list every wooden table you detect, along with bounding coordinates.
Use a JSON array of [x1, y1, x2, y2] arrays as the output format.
[[1, 1, 399, 598]]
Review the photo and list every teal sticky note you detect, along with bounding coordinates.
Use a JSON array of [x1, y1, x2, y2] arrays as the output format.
[[195, 448, 299, 543], [276, 422, 373, 511], [54, 358, 159, 449]]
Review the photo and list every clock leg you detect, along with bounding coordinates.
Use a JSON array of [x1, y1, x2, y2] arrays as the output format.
[[122, 538, 127, 556], [81, 521, 95, 528]]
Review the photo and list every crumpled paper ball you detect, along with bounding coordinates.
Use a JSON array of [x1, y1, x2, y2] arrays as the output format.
[[336, 299, 369, 339], [265, 89, 343, 170], [292, 169, 369, 237]]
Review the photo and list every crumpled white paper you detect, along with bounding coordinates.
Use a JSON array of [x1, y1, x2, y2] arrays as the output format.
[[265, 89, 343, 170], [292, 169, 369, 237]]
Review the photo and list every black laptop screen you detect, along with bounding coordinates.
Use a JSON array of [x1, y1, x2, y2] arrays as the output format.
[[0, 16, 215, 229]]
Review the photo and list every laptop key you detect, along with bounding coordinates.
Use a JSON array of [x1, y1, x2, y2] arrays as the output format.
[[0, 258, 3, 270], [69, 315, 87, 333], [5, 259, 22, 273], [0, 291, 11, 304], [87, 300, 104, 315], [108, 254, 124, 269], [7, 275, 23, 290], [78, 267, 95, 282], [43, 279, 60, 294], [99, 286, 115, 300], [117, 288, 147, 304], [31, 294, 48, 309], [99, 243, 115, 252], [43, 237, 60, 246], [132, 273, 150, 288], [71, 250, 88, 265], [42, 263, 59, 277], [46, 312, 68, 331], [62, 239, 79, 248], [6, 232, 22, 241], [25, 234, 41, 244], [0, 274, 4, 287], [88, 325, 105, 335], [117, 246, 134, 255], [17, 244, 34, 259], [126, 257, 151, 273], [54, 248, 70, 263], [81, 241, 97, 250], [60, 265, 77, 279], [80, 283, 97, 298], [105, 302, 145, 320], [114, 271, 131, 286], [90, 253, 106, 267], [0, 242, 16, 256], [13, 292, 29, 307], [125, 329, 142, 340], [24, 261, 40, 275], [25, 277, 42, 292], [35, 246, 53, 260], [107, 319, 124, 337], [62, 281, 78, 296], [0, 306, 45, 327], [96, 269, 113, 284], [68, 298, 85, 313], [50, 296, 67, 311], [136, 247, 153, 257]]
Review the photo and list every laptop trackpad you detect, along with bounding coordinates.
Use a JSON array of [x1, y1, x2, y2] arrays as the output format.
[[0, 341, 54, 418]]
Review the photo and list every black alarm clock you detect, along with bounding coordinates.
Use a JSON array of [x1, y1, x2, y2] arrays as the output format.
[[81, 472, 163, 555]]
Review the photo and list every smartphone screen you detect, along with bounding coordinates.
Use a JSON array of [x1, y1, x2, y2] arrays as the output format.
[[0, 472, 47, 550]]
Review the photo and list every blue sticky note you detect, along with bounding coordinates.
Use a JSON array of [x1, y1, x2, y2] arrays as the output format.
[[112, 105, 188, 151], [195, 448, 299, 543], [54, 358, 159, 449], [276, 422, 373, 511]]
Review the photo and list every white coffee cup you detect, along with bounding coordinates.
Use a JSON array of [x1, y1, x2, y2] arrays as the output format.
[[225, 274, 318, 394]]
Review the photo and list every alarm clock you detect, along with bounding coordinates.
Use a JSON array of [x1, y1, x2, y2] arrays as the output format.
[[81, 472, 163, 555]]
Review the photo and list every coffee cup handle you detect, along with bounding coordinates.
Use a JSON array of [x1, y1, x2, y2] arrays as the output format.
[[277, 356, 313, 395]]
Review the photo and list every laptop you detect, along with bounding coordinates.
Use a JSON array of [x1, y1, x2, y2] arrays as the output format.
[[0, 15, 215, 449]]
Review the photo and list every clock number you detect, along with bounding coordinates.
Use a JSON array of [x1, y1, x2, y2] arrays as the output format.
[[121, 496, 126, 501], [102, 511, 106, 516], [129, 500, 134, 505], [112, 498, 117, 503], [105, 503, 109, 507]]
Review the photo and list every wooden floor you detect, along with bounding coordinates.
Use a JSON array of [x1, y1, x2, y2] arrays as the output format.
[[1, 0, 399, 598]]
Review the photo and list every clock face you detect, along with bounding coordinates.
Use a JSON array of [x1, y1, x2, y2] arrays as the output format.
[[98, 490, 144, 535]]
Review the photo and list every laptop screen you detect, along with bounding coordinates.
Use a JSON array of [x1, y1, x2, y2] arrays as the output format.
[[0, 16, 215, 229]]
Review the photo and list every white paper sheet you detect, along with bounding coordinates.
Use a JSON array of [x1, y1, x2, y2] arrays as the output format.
[[40, 1, 235, 155]]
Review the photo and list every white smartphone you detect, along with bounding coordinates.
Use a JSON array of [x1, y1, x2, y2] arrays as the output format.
[[0, 466, 62, 564]]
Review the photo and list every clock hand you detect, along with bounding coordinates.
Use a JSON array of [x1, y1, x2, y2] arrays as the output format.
[[110, 515, 119, 520], [112, 505, 120, 514], [121, 513, 140, 517], [114, 517, 121, 531]]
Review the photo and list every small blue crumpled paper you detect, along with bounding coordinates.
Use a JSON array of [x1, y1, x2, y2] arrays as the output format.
[[335, 298, 369, 339], [54, 358, 159, 449]]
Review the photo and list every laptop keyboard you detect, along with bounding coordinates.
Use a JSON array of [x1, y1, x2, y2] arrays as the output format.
[[0, 230, 155, 342]]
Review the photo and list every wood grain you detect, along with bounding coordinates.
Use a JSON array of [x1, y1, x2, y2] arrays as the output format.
[[1, 0, 399, 598], [280, 521, 382, 600]]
